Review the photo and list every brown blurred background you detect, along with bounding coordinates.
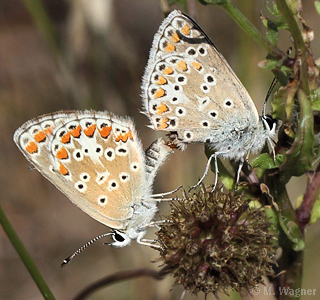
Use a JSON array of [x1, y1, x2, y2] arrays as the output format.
[[1, 1, 320, 299]]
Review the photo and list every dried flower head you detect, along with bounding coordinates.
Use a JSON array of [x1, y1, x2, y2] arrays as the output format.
[[156, 185, 277, 296]]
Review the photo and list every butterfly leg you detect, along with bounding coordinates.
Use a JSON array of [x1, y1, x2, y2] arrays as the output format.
[[235, 159, 244, 191], [188, 153, 216, 192], [137, 233, 161, 248], [141, 219, 172, 230], [151, 185, 182, 198]]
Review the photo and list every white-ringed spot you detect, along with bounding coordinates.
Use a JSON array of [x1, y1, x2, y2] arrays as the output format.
[[97, 195, 108, 207], [108, 179, 118, 191], [73, 149, 84, 161], [75, 181, 87, 193], [80, 172, 90, 182], [115, 146, 128, 156], [175, 107, 187, 117], [200, 83, 210, 93], [184, 131, 193, 140], [224, 98, 234, 108], [204, 74, 216, 86], [105, 148, 115, 161], [197, 45, 207, 56], [201, 121, 210, 128], [119, 172, 130, 183], [186, 47, 197, 56], [175, 74, 187, 85], [95, 144, 103, 156], [209, 110, 218, 119], [96, 171, 110, 185], [130, 162, 140, 172]]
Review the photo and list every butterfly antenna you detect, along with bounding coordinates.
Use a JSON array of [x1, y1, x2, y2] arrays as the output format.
[[262, 78, 278, 117], [61, 233, 113, 267]]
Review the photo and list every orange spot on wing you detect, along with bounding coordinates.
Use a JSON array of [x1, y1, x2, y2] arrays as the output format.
[[156, 75, 167, 85], [154, 88, 166, 99], [59, 163, 69, 176], [34, 131, 46, 143], [157, 118, 169, 130], [177, 60, 188, 71], [115, 131, 134, 142], [60, 132, 71, 144], [69, 125, 81, 138], [98, 126, 112, 138], [192, 61, 202, 71], [56, 147, 68, 159], [26, 141, 38, 154], [181, 24, 190, 35], [171, 32, 180, 43], [165, 42, 175, 52], [84, 124, 96, 137], [44, 127, 53, 135], [163, 66, 174, 75], [156, 103, 169, 114]]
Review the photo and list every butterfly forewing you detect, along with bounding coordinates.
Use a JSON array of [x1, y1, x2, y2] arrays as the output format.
[[142, 10, 260, 144], [14, 111, 147, 230]]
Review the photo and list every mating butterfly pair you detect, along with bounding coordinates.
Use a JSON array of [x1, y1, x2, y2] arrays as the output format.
[[14, 11, 276, 256]]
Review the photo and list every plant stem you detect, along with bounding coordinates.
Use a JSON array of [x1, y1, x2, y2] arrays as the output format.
[[198, 0, 285, 58], [0, 203, 56, 300], [21, 0, 60, 54], [275, 0, 309, 95]]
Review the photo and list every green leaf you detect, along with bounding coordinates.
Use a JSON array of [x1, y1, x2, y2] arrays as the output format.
[[279, 89, 316, 182], [272, 83, 298, 121], [250, 153, 284, 169], [266, 19, 279, 45], [310, 87, 320, 111]]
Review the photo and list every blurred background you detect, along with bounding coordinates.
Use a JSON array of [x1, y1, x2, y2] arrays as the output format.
[[1, 0, 320, 299]]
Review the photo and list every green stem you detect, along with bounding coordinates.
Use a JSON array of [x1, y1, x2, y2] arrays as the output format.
[[275, 0, 309, 95], [21, 0, 60, 54], [268, 179, 304, 300], [198, 0, 285, 58], [0, 203, 56, 300]]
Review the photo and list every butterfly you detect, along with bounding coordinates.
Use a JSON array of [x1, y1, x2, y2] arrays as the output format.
[[141, 10, 277, 188], [14, 110, 173, 261]]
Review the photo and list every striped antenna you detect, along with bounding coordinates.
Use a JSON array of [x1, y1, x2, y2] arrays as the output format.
[[61, 233, 113, 267], [262, 78, 278, 117]]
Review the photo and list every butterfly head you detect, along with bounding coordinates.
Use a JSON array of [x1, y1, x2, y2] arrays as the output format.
[[109, 230, 133, 247], [261, 114, 278, 138]]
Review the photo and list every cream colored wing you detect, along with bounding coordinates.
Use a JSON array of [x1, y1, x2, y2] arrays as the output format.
[[142, 10, 259, 145], [14, 111, 147, 230]]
